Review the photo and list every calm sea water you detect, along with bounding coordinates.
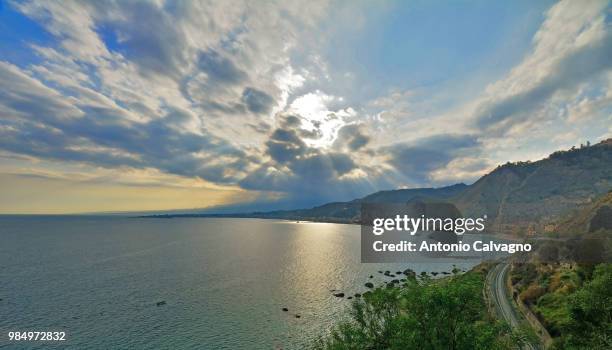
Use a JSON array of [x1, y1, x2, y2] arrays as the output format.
[[0, 217, 475, 349]]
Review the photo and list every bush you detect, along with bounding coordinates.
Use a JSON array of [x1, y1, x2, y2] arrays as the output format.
[[315, 271, 517, 350], [519, 285, 546, 305], [561, 263, 612, 349]]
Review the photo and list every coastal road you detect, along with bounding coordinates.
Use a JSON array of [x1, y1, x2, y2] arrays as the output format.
[[487, 263, 538, 350]]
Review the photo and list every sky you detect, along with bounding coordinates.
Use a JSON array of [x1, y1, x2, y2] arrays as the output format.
[[0, 0, 610, 214]]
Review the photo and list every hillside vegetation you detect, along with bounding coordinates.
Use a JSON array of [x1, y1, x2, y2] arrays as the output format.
[[315, 266, 534, 350], [510, 262, 612, 349], [510, 191, 612, 349]]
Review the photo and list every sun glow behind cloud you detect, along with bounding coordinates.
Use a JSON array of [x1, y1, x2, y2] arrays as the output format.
[[0, 0, 609, 213], [288, 91, 355, 148]]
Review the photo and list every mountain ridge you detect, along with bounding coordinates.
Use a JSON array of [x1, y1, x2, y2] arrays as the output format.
[[455, 138, 611, 234], [147, 138, 611, 235]]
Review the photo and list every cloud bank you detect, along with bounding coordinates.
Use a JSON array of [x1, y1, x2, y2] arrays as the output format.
[[0, 0, 610, 211]]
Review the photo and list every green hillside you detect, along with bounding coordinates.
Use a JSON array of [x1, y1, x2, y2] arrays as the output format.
[[509, 192, 612, 348]]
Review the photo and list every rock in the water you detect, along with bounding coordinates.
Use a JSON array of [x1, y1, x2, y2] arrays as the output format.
[[333, 293, 345, 298], [295, 314, 301, 318], [347, 296, 353, 300], [369, 275, 373, 278], [391, 279, 399, 284], [403, 269, 416, 279], [156, 301, 166, 307], [282, 307, 289, 312], [388, 274, 395, 278], [432, 272, 439, 276], [365, 282, 374, 288], [384, 270, 390, 275], [442, 271, 450, 275], [396, 271, 402, 275], [354, 293, 361, 298]]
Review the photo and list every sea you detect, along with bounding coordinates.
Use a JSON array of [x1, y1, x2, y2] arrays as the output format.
[[0, 216, 476, 349]]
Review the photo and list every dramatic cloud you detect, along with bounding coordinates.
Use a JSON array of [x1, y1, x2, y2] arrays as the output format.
[[334, 124, 370, 151], [472, 0, 611, 133], [0, 0, 609, 212], [0, 61, 249, 183], [242, 87, 275, 114], [197, 50, 248, 86], [384, 134, 480, 184]]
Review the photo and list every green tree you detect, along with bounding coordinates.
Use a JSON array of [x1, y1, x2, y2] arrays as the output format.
[[561, 264, 612, 349], [315, 271, 516, 350]]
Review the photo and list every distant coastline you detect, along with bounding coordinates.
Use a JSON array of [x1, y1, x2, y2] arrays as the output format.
[[141, 139, 611, 238]]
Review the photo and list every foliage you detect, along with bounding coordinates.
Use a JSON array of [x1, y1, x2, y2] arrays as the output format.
[[520, 284, 546, 305], [314, 271, 522, 350], [511, 262, 612, 348], [559, 264, 612, 349]]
